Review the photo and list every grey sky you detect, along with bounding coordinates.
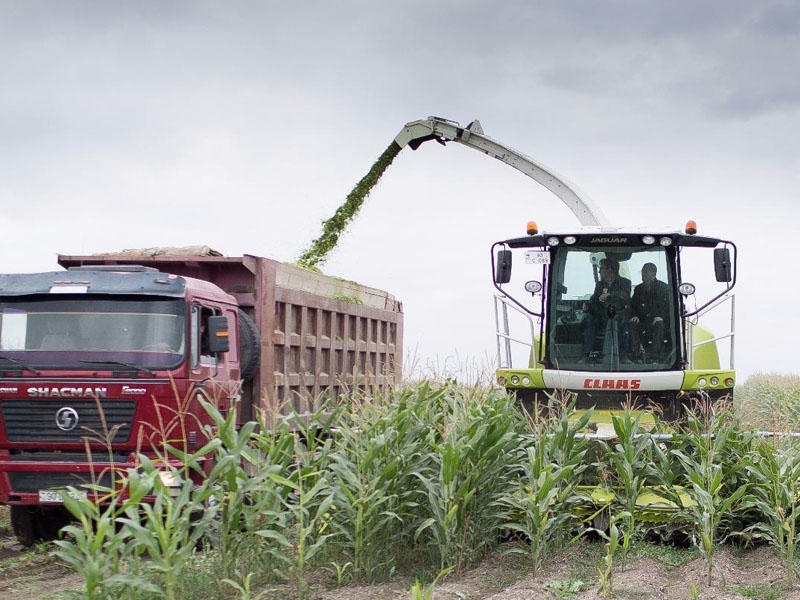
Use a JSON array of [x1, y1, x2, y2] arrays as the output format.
[[1, 1, 798, 380]]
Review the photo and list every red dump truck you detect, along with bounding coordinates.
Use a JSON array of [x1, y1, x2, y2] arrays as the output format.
[[0, 248, 403, 545]]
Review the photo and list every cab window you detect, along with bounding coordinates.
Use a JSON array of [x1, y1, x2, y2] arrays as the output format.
[[191, 305, 219, 368]]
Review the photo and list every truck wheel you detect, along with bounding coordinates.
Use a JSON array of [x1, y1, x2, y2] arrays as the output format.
[[10, 506, 37, 547], [238, 309, 261, 382], [11, 506, 71, 546], [38, 506, 72, 540]]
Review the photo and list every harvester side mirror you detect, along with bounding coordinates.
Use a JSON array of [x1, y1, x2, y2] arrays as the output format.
[[206, 315, 230, 353], [495, 250, 512, 284], [713, 248, 732, 283]]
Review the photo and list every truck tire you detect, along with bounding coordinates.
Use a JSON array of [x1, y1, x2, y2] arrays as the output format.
[[238, 309, 261, 382], [10, 506, 37, 547], [10, 505, 70, 546]]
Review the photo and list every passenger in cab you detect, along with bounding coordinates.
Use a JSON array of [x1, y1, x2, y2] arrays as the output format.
[[629, 262, 670, 362]]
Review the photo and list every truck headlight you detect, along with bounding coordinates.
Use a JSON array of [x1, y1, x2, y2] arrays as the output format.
[[158, 470, 182, 498]]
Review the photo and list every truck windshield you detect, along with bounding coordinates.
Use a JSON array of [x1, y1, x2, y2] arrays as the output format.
[[0, 297, 185, 370], [547, 246, 678, 372]]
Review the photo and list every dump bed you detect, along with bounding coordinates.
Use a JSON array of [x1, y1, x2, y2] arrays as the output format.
[[58, 249, 403, 426]]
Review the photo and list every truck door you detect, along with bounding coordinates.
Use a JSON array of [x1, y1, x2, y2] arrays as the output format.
[[190, 304, 238, 414]]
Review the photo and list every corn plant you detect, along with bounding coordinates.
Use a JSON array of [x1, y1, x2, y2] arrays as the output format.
[[52, 392, 216, 600], [742, 438, 800, 585], [326, 402, 407, 581], [497, 403, 592, 575], [606, 404, 655, 561], [414, 439, 474, 572], [409, 566, 453, 600], [670, 398, 752, 585], [256, 430, 336, 596], [735, 373, 800, 431], [116, 458, 215, 600], [594, 511, 630, 597], [196, 398, 289, 583], [411, 382, 524, 573], [54, 472, 158, 600]]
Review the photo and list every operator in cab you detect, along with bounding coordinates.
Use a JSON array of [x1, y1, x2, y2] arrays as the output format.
[[582, 257, 631, 361]]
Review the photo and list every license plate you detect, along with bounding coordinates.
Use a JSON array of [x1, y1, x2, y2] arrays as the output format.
[[38, 488, 87, 503]]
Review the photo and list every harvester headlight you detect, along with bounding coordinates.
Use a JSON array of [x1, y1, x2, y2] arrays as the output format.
[[510, 375, 520, 385], [710, 376, 719, 386], [725, 377, 735, 387], [698, 377, 707, 388], [522, 376, 531, 385], [679, 282, 696, 296], [659, 236, 673, 246], [563, 236, 577, 245], [547, 236, 560, 246], [642, 235, 656, 245], [525, 280, 543, 294], [497, 376, 507, 386]]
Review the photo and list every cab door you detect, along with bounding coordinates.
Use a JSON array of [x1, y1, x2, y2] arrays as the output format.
[[189, 303, 239, 416]]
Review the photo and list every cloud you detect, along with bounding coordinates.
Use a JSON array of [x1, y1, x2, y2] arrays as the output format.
[[754, 2, 800, 35]]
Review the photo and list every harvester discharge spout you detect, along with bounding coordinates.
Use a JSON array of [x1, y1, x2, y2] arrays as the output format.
[[395, 116, 608, 227]]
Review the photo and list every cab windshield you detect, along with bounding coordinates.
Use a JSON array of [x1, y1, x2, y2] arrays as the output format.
[[0, 297, 185, 370], [547, 246, 677, 371]]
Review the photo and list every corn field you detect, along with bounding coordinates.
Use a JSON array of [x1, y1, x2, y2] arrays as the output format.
[[52, 373, 800, 599]]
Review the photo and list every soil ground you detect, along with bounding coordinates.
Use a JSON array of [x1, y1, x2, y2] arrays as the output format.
[[0, 505, 795, 600]]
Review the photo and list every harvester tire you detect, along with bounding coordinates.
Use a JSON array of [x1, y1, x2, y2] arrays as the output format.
[[592, 508, 611, 534], [238, 309, 261, 382]]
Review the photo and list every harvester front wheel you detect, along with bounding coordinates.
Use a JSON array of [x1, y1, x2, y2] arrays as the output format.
[[591, 507, 611, 534]]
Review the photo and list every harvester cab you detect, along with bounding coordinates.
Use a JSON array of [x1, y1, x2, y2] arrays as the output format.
[[492, 221, 737, 426]]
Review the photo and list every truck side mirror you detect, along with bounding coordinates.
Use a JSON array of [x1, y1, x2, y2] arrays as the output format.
[[206, 315, 230, 353], [495, 250, 512, 284], [714, 248, 732, 283]]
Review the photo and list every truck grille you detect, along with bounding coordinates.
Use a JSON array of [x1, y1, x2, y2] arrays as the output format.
[[1, 399, 135, 443]]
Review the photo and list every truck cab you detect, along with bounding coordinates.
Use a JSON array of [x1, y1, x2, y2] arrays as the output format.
[[492, 221, 736, 422], [0, 265, 239, 544]]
